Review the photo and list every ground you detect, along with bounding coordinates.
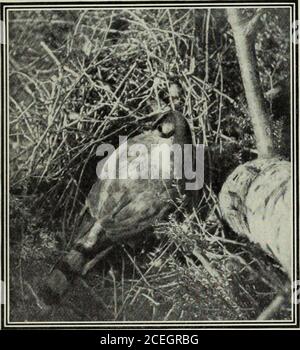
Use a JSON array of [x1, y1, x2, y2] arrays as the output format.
[[9, 194, 291, 322]]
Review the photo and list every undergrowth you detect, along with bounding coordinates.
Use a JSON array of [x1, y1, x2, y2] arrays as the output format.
[[8, 8, 291, 321]]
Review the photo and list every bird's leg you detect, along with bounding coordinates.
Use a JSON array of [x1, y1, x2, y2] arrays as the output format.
[[75, 220, 103, 250]]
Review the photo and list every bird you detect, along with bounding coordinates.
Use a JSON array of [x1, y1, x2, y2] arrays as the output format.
[[41, 111, 193, 305]]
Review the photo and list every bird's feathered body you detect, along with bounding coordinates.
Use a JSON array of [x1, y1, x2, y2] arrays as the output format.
[[76, 130, 180, 250], [42, 111, 193, 304]]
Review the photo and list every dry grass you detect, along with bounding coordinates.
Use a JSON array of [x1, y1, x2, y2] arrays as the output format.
[[8, 9, 291, 322]]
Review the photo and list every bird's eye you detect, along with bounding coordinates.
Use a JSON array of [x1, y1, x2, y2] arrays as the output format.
[[158, 122, 175, 138]]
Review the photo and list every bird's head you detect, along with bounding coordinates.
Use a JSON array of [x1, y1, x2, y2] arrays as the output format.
[[153, 111, 192, 146]]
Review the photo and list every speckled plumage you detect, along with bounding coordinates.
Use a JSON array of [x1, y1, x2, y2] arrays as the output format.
[[42, 111, 193, 304], [75, 111, 192, 250]]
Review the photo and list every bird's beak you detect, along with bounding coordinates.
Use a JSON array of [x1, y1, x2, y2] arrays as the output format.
[[152, 113, 168, 129], [143, 124, 154, 132]]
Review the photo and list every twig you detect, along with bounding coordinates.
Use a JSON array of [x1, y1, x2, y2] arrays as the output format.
[[192, 247, 223, 283], [82, 246, 114, 275], [24, 281, 50, 312], [77, 277, 113, 316], [257, 294, 286, 320]]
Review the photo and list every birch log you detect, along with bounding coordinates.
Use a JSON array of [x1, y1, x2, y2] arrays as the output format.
[[219, 158, 291, 277]]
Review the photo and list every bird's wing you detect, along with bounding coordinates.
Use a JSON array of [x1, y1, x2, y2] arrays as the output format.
[[101, 180, 177, 241], [87, 130, 176, 217], [76, 178, 176, 248], [82, 130, 178, 240]]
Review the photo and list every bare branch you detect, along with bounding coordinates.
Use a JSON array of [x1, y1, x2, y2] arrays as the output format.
[[227, 8, 274, 157]]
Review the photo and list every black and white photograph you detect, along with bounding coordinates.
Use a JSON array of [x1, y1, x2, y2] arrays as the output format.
[[0, 0, 299, 330]]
